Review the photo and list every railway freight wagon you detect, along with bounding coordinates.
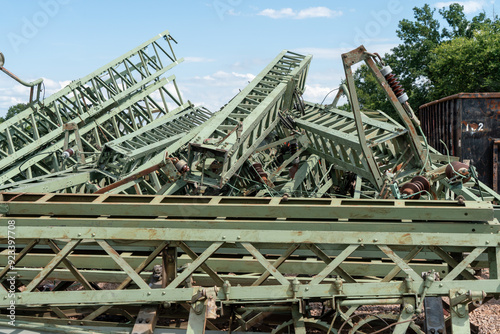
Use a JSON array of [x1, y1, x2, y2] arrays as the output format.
[[419, 93, 500, 192]]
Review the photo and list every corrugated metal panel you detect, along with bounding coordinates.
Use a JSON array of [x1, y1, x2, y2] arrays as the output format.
[[419, 93, 500, 191]]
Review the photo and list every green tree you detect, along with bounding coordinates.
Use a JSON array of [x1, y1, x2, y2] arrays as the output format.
[[350, 65, 393, 112], [428, 24, 500, 98], [383, 4, 443, 110], [0, 103, 28, 123], [350, 3, 497, 113]]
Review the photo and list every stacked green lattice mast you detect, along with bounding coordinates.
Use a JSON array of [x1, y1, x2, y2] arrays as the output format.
[[0, 30, 183, 186], [80, 51, 312, 195]]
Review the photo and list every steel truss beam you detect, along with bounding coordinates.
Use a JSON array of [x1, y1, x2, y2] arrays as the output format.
[[96, 103, 212, 178], [91, 51, 312, 195], [0, 30, 183, 185], [294, 102, 412, 189], [0, 193, 498, 333], [0, 167, 100, 193], [182, 51, 311, 190]]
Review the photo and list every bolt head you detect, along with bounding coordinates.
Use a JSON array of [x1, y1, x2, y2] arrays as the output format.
[[404, 304, 414, 314]]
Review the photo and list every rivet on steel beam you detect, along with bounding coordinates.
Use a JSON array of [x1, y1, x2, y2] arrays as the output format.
[[148, 292, 152, 295], [91, 233, 96, 237], [373, 239, 378, 242], [222, 236, 226, 239], [237, 236, 241, 239]]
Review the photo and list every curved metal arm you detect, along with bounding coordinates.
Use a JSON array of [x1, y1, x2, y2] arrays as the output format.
[[0, 52, 44, 104], [0, 66, 43, 87], [331, 83, 350, 108]]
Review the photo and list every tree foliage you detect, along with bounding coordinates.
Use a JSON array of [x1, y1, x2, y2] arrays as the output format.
[[350, 3, 498, 114], [350, 64, 393, 113], [0, 103, 28, 123], [428, 23, 500, 97]]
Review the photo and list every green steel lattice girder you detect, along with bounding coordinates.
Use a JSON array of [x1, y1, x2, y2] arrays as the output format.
[[0, 30, 183, 185], [0, 192, 498, 334]]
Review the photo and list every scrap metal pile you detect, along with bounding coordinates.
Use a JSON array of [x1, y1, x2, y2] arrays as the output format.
[[0, 30, 499, 334]]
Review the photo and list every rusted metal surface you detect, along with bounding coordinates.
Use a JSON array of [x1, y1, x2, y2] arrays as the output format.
[[93, 162, 165, 194], [494, 139, 500, 192], [419, 93, 500, 190]]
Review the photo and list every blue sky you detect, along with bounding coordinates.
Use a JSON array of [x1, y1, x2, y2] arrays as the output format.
[[0, 0, 496, 116]]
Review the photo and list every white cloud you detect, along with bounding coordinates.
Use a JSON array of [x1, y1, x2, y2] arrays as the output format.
[[258, 7, 342, 19], [195, 71, 255, 83], [296, 7, 342, 19], [303, 84, 335, 100], [258, 8, 295, 19], [433, 1, 485, 13], [0, 77, 70, 117]]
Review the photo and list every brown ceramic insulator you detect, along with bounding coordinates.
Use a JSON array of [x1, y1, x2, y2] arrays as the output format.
[[400, 182, 422, 199], [411, 176, 430, 191], [64, 148, 74, 157], [385, 73, 405, 97], [400, 175, 431, 199], [445, 161, 471, 182], [175, 159, 190, 173], [252, 163, 268, 183]]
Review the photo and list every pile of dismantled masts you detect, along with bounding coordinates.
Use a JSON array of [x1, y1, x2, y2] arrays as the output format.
[[0, 29, 498, 203]]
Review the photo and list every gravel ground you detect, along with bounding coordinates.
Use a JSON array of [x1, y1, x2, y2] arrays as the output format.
[[470, 269, 500, 334], [470, 299, 500, 334], [470, 270, 500, 334]]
